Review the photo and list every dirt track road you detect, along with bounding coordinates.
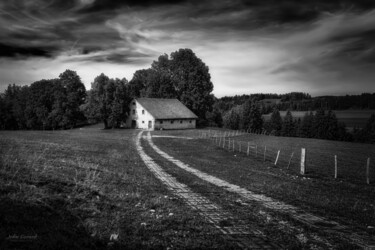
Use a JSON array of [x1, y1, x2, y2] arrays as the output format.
[[136, 131, 279, 249], [138, 130, 375, 249]]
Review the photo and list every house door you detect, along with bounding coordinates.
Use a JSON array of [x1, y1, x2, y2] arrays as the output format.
[[148, 120, 152, 129], [131, 120, 136, 129]]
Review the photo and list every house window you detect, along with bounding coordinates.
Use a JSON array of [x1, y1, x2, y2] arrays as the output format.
[[180, 120, 183, 124], [189, 120, 192, 123], [171, 120, 174, 124], [142, 121, 144, 124], [142, 110, 145, 115], [132, 109, 135, 115], [160, 121, 163, 124]]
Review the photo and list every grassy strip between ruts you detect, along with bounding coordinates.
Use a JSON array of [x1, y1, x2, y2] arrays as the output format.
[[0, 126, 240, 249], [150, 130, 375, 232]]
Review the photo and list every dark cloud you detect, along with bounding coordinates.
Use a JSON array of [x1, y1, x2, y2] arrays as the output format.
[[65, 48, 151, 65], [240, 0, 375, 24], [0, 43, 55, 58], [1, 0, 374, 63], [257, 3, 320, 23], [0, 0, 128, 61], [329, 28, 375, 40]]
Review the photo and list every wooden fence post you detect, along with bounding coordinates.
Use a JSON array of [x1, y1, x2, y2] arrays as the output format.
[[219, 137, 222, 147], [232, 140, 235, 151], [367, 157, 371, 184], [274, 150, 280, 166], [255, 145, 258, 158], [247, 142, 250, 156], [334, 155, 338, 179], [301, 148, 306, 175], [239, 141, 241, 152], [263, 146, 267, 162], [228, 138, 231, 150]]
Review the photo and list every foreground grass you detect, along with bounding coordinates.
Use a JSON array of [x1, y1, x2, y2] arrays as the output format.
[[151, 129, 375, 232], [0, 126, 239, 249]]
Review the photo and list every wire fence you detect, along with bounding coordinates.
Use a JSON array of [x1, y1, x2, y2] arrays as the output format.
[[198, 128, 374, 185]]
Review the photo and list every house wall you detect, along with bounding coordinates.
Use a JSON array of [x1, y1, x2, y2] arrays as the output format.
[[125, 100, 155, 129], [125, 99, 197, 130], [154, 119, 196, 130]]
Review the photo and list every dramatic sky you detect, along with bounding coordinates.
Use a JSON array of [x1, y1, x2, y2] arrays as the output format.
[[1, 0, 375, 97]]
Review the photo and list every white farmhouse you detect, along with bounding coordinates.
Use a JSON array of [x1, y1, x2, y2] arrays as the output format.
[[125, 98, 198, 130]]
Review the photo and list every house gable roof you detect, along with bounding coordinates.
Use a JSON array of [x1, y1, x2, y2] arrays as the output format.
[[135, 98, 198, 119]]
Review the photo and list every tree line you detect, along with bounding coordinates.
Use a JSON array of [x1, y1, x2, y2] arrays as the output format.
[[0, 70, 86, 130], [0, 48, 214, 129], [216, 93, 375, 114], [220, 100, 375, 143]]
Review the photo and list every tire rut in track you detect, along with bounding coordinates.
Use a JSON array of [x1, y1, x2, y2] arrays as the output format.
[[136, 131, 279, 249], [146, 132, 375, 249]]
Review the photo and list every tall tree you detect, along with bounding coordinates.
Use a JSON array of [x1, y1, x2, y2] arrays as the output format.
[[151, 54, 171, 74], [364, 114, 375, 143], [169, 49, 214, 124], [244, 101, 263, 132], [313, 108, 326, 139], [206, 107, 223, 127], [48, 82, 69, 129], [89, 73, 111, 128], [128, 69, 151, 98], [240, 99, 252, 130], [58, 69, 87, 128], [140, 70, 177, 98], [85, 74, 130, 129], [298, 111, 314, 138], [107, 78, 130, 128], [26, 79, 57, 130], [2, 84, 23, 129], [325, 110, 339, 140], [223, 107, 240, 130], [281, 110, 297, 137], [269, 108, 282, 135]]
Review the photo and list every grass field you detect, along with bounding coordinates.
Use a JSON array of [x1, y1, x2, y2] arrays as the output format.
[[200, 129, 375, 184], [1, 126, 375, 249], [0, 126, 242, 249], [262, 110, 375, 129]]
